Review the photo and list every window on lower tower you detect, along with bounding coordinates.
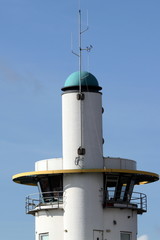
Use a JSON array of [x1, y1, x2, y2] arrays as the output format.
[[120, 232, 131, 240], [39, 233, 49, 240]]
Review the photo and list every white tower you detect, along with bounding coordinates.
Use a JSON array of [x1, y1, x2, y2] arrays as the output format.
[[13, 8, 159, 240], [13, 70, 159, 240]]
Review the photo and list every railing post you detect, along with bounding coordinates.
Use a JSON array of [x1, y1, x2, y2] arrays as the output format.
[[140, 193, 142, 211], [58, 192, 59, 208], [25, 196, 27, 214]]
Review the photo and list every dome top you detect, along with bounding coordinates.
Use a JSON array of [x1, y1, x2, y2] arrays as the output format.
[[62, 71, 101, 91]]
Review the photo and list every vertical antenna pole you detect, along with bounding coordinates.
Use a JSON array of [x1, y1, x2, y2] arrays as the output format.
[[71, 9, 91, 163], [79, 9, 82, 93], [78, 10, 83, 156]]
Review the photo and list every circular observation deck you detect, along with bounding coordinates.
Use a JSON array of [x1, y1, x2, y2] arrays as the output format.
[[12, 168, 159, 186]]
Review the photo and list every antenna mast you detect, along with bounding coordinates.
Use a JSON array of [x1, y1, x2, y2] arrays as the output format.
[[72, 10, 92, 93], [79, 9, 82, 93], [72, 10, 93, 165]]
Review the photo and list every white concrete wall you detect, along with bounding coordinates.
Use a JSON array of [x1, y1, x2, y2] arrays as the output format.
[[62, 92, 103, 170], [35, 158, 63, 171], [63, 173, 103, 240], [103, 208, 137, 240], [35, 209, 64, 240], [34, 173, 138, 240], [104, 157, 137, 170]]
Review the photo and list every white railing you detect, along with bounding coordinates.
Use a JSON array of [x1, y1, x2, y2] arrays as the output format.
[[103, 191, 147, 213], [26, 190, 147, 214], [26, 191, 63, 214]]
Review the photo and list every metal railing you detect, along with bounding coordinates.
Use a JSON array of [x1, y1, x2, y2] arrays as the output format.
[[103, 191, 147, 213], [26, 191, 63, 214], [26, 190, 147, 214]]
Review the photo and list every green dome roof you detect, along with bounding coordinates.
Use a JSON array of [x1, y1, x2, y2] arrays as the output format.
[[64, 71, 99, 88]]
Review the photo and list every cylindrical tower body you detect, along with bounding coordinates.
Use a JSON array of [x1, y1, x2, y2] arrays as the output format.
[[62, 91, 103, 169], [62, 71, 104, 239], [63, 173, 103, 240], [62, 71, 103, 170]]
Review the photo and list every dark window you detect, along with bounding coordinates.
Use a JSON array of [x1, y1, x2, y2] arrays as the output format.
[[103, 174, 135, 204], [120, 232, 131, 240], [38, 174, 63, 202]]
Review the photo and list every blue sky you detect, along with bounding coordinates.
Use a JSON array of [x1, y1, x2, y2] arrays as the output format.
[[0, 0, 160, 239]]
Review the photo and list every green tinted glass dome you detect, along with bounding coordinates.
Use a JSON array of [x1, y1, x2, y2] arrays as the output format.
[[64, 71, 99, 88]]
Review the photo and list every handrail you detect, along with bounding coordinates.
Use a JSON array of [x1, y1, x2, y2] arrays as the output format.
[[26, 190, 147, 214], [26, 191, 63, 214], [103, 190, 147, 213]]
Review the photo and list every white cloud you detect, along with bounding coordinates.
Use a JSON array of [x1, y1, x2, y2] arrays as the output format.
[[138, 235, 149, 240]]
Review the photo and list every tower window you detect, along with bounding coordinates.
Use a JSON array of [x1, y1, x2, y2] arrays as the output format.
[[37, 174, 63, 203], [120, 232, 131, 240], [39, 233, 49, 240], [39, 174, 63, 192], [103, 174, 135, 203]]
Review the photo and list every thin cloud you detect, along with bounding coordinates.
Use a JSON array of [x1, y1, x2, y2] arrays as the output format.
[[0, 60, 43, 92], [0, 61, 23, 82], [138, 235, 149, 240]]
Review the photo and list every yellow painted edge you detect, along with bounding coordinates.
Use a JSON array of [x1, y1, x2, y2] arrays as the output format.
[[12, 168, 159, 180]]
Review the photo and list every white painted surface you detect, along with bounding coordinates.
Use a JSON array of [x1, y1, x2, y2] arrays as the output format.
[[103, 208, 137, 240], [35, 158, 63, 171], [93, 230, 103, 240], [63, 173, 104, 240], [104, 157, 137, 170], [62, 92, 103, 169], [35, 209, 63, 240]]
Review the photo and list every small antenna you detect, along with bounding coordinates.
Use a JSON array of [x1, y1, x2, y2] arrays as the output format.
[[72, 10, 93, 93]]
